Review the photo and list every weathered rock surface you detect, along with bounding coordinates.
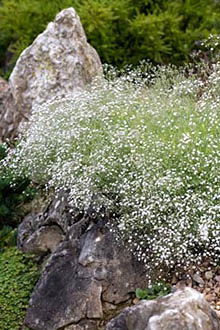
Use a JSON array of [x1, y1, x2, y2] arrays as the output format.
[[0, 77, 8, 97], [0, 7, 102, 142], [0, 77, 16, 140], [18, 193, 146, 330], [105, 287, 220, 330], [0, 78, 8, 120]]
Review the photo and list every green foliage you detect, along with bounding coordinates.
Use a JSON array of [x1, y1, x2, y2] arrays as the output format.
[[0, 143, 7, 159], [1, 0, 220, 76], [0, 247, 39, 330], [136, 282, 171, 300], [0, 225, 17, 252], [0, 143, 37, 228]]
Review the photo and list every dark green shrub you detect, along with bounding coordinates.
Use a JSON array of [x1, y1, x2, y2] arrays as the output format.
[[0, 143, 7, 159], [0, 225, 17, 252], [0, 247, 39, 330], [0, 143, 37, 228], [1, 0, 220, 77]]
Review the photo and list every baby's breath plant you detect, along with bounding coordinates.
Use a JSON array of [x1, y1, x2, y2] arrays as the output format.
[[5, 62, 220, 280]]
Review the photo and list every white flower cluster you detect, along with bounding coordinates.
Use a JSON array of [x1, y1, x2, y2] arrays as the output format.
[[5, 63, 220, 280]]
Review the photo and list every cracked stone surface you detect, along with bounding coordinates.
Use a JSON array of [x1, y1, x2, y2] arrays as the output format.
[[18, 193, 146, 330], [0, 7, 102, 142]]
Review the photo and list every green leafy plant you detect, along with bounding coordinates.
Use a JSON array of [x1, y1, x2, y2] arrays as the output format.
[[0, 247, 39, 330], [136, 282, 171, 300]]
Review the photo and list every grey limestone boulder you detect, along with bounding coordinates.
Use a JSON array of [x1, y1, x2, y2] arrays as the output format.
[[0, 7, 102, 141], [18, 193, 146, 330], [105, 287, 220, 330]]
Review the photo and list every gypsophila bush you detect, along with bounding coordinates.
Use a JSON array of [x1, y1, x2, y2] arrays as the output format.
[[5, 62, 220, 280]]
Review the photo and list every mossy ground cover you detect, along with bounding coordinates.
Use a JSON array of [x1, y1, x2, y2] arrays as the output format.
[[0, 247, 39, 330]]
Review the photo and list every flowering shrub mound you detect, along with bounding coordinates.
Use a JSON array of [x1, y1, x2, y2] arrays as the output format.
[[5, 63, 220, 280]]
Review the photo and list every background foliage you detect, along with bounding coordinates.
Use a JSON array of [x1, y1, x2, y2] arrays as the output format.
[[0, 225, 17, 252], [1, 0, 220, 77], [0, 143, 37, 229]]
